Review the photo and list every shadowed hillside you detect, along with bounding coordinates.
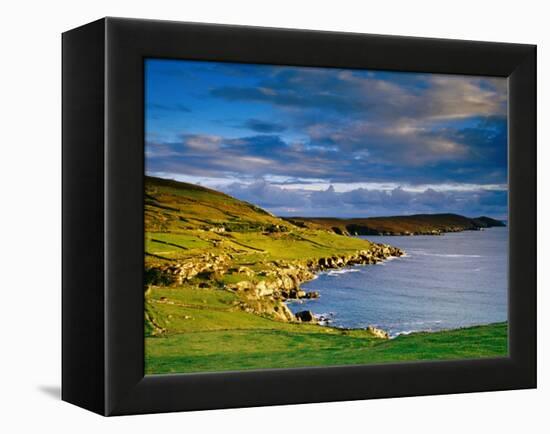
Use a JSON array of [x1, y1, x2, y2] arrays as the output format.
[[285, 213, 505, 236]]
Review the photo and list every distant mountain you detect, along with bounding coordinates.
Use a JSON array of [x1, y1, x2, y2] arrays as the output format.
[[284, 213, 505, 236], [473, 216, 507, 228]]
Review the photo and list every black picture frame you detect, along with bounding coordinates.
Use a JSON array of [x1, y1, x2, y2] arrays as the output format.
[[62, 17, 536, 416]]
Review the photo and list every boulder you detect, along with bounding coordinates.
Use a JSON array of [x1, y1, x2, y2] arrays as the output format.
[[238, 266, 255, 277], [281, 275, 295, 290], [286, 289, 298, 299], [273, 303, 295, 321], [367, 326, 389, 339], [255, 280, 274, 297], [295, 310, 316, 322], [231, 280, 255, 291]]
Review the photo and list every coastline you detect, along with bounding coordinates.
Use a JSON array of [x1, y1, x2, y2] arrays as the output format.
[[292, 227, 507, 337], [145, 234, 506, 372], [147, 241, 405, 324]]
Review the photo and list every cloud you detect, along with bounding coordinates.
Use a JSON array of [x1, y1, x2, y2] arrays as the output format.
[[222, 180, 306, 208], [211, 67, 506, 121], [146, 134, 290, 180], [208, 68, 507, 172], [215, 180, 507, 219], [146, 113, 507, 188]]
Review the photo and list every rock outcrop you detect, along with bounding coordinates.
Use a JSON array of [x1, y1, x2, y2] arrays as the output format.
[[145, 242, 404, 323], [367, 326, 390, 339], [145, 253, 231, 286], [295, 310, 316, 322]]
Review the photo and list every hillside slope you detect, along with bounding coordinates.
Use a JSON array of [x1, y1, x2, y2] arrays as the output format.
[[285, 213, 505, 236], [145, 176, 289, 233], [144, 176, 400, 269]]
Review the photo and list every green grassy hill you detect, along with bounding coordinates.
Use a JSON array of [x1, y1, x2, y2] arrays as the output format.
[[145, 176, 289, 233], [145, 176, 384, 268], [285, 213, 505, 236], [144, 176, 508, 374]]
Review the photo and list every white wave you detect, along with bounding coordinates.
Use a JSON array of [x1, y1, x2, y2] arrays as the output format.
[[408, 320, 441, 325], [326, 269, 361, 276], [379, 256, 400, 263], [411, 251, 482, 258], [387, 320, 442, 327]]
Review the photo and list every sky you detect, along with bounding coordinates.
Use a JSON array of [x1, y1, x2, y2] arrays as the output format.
[[145, 59, 508, 219]]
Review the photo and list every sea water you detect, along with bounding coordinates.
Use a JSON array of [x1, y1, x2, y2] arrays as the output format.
[[289, 227, 508, 337]]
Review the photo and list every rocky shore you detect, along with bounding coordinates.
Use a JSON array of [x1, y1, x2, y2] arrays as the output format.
[[146, 242, 404, 323]]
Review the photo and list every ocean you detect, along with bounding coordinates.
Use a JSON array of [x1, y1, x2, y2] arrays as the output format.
[[289, 227, 508, 337]]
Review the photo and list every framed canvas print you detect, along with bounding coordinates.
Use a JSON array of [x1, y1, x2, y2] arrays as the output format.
[[62, 17, 536, 416]]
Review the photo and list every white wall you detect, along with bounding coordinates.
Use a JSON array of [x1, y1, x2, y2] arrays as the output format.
[[1, 1, 546, 432]]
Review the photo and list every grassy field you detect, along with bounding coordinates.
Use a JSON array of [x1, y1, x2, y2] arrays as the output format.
[[145, 286, 507, 374], [144, 176, 508, 374]]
